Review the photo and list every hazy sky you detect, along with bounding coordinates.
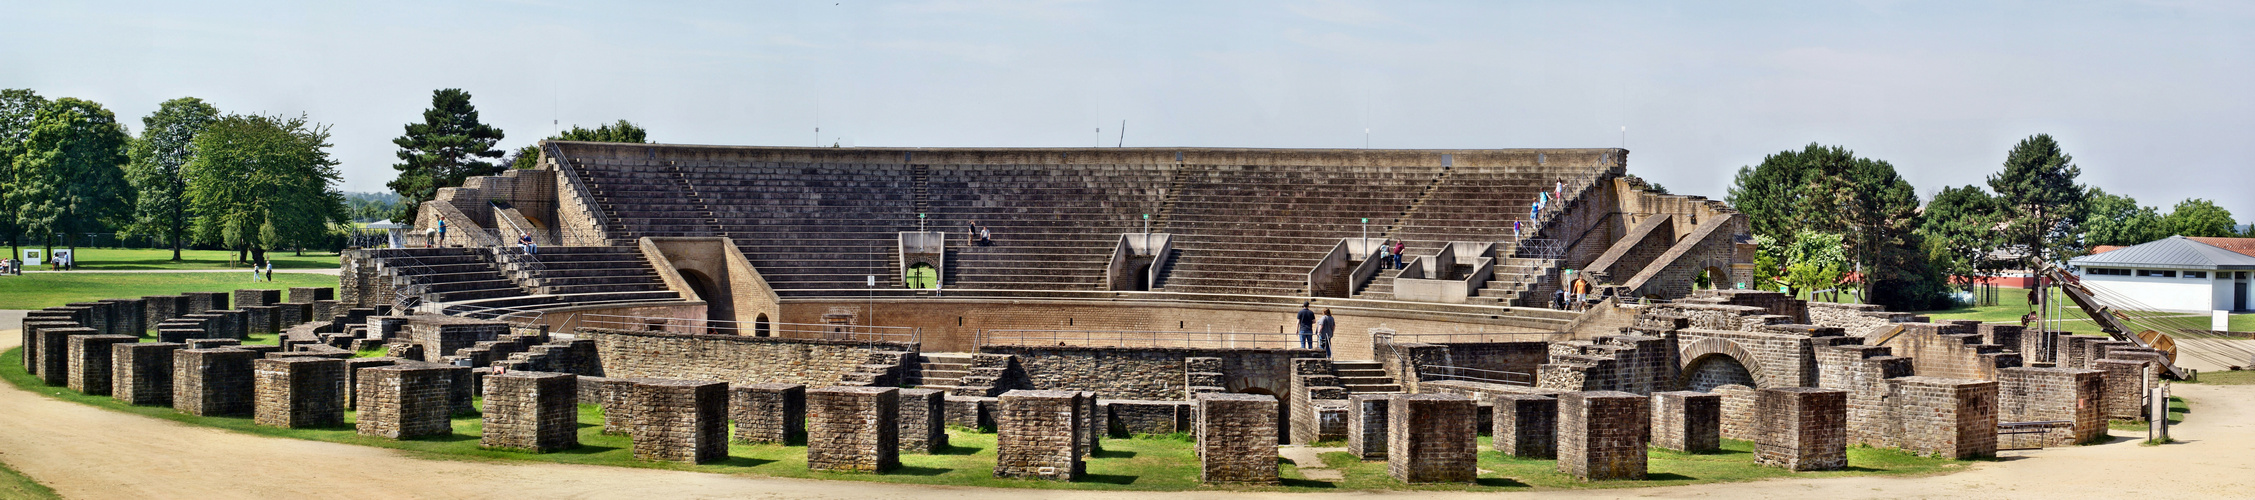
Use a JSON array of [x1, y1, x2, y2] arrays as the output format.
[[4, 1, 2249, 218]]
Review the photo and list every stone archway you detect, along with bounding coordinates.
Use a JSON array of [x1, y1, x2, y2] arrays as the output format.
[[1677, 337, 1775, 390]]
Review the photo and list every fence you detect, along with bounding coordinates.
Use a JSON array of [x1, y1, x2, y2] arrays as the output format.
[[1416, 364, 1536, 386], [977, 329, 1307, 349], [568, 312, 919, 346]]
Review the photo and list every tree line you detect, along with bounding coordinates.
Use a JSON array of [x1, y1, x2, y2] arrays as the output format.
[[0, 90, 345, 263], [1730, 134, 2253, 311], [384, 88, 648, 223]]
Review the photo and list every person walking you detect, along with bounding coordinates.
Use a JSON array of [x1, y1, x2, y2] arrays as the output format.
[[1390, 239, 1406, 270], [1296, 302, 1317, 349], [436, 219, 447, 247], [1376, 243, 1392, 271], [1317, 309, 1337, 357]]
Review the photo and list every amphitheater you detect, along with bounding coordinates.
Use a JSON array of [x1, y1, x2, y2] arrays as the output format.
[[6, 141, 2219, 494]]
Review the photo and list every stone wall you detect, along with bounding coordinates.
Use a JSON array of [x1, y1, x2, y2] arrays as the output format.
[[1651, 391, 1720, 453], [587, 328, 912, 388], [483, 371, 580, 452], [1815, 344, 1913, 447], [1884, 376, 1998, 459], [67, 335, 137, 395], [729, 383, 805, 444], [980, 345, 1317, 400], [1556, 391, 1646, 481], [1195, 392, 1278, 484], [113, 342, 184, 406], [1492, 393, 1558, 459], [1388, 394, 1476, 483], [401, 315, 511, 360], [1870, 323, 2019, 381], [1713, 384, 1758, 440], [806, 386, 900, 472], [779, 298, 1550, 358], [898, 388, 948, 454], [1997, 367, 2106, 447], [1346, 395, 1388, 459], [1105, 400, 1190, 437], [995, 390, 1082, 481], [356, 365, 455, 439], [174, 348, 256, 416], [1755, 387, 1846, 471], [2095, 359, 2151, 421], [1805, 302, 1917, 338], [254, 357, 346, 428], [629, 379, 729, 463]]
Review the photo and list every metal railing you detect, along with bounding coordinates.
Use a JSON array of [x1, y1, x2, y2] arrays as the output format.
[[571, 312, 919, 345], [978, 329, 1307, 349], [1381, 331, 1554, 344], [1416, 364, 1535, 386]]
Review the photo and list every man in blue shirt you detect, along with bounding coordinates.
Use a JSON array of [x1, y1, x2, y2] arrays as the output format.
[[1296, 302, 1317, 349]]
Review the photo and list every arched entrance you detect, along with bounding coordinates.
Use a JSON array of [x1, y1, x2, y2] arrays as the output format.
[[905, 263, 938, 289], [754, 313, 771, 337], [1129, 263, 1151, 291], [1677, 337, 1773, 391]]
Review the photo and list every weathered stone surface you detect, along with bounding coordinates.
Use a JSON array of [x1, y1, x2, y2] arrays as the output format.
[[806, 386, 899, 472], [1197, 392, 1278, 484], [729, 383, 806, 444], [629, 378, 729, 463], [113, 342, 186, 406], [67, 335, 138, 395], [20, 319, 77, 377], [996, 390, 1082, 481], [1389, 393, 1476, 483], [1885, 376, 1998, 459], [1997, 367, 2106, 448], [945, 395, 997, 431], [1756, 387, 1847, 471], [1492, 393, 1559, 459], [175, 348, 258, 416], [1346, 394, 1389, 459], [254, 357, 346, 428], [183, 292, 228, 314], [235, 289, 281, 308], [99, 298, 146, 336], [343, 358, 399, 409], [1557, 391, 1647, 481], [1651, 391, 1721, 453], [1104, 399, 1190, 437], [483, 371, 580, 452], [898, 388, 948, 454], [356, 364, 454, 439], [2095, 359, 2151, 421], [288, 286, 334, 304], [36, 326, 98, 385]]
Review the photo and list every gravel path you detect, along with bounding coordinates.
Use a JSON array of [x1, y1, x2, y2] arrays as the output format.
[[1, 316, 2248, 499]]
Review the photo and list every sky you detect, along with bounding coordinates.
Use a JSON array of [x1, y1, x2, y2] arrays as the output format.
[[3, 0, 2250, 219]]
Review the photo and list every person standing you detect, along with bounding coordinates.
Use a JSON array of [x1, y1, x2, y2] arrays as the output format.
[[966, 221, 979, 247], [1296, 302, 1317, 349], [436, 219, 447, 247], [1554, 179, 1564, 201], [1317, 309, 1337, 357], [1376, 243, 1392, 271], [1390, 240, 1406, 270]]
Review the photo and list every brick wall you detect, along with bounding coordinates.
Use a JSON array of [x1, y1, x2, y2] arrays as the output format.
[[483, 371, 580, 452], [1755, 387, 1846, 471], [1996, 367, 2106, 447], [586, 328, 913, 388], [1195, 392, 1278, 484], [1884, 376, 1998, 459], [1815, 344, 1913, 447], [1493, 393, 1559, 459], [1651, 391, 1720, 453], [898, 388, 948, 454], [729, 383, 805, 444], [1346, 395, 1389, 459], [356, 365, 455, 439], [1556, 391, 1647, 481], [254, 357, 346, 428], [2095, 359, 2150, 421], [67, 335, 137, 395], [1713, 384, 1758, 441], [628, 379, 729, 463], [981, 345, 1315, 400], [778, 299, 1549, 357], [1388, 394, 1477, 483], [995, 390, 1082, 480], [174, 348, 257, 416], [1105, 400, 1189, 437], [113, 342, 184, 406], [806, 386, 900, 472]]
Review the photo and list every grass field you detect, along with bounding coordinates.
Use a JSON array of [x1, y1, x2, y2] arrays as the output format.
[[1, 347, 1965, 493], [0, 273, 338, 310], [0, 459, 58, 500], [2109, 396, 2187, 432], [9, 247, 338, 271]]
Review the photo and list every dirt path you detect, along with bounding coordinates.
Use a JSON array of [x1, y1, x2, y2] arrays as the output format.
[[2, 318, 2250, 499]]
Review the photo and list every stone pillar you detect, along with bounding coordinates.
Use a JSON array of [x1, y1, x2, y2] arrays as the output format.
[[65, 302, 115, 336], [1195, 392, 1278, 485], [898, 388, 948, 454], [1884, 377, 1998, 459], [288, 286, 334, 304], [594, 377, 638, 435], [1997, 367, 2106, 447], [1492, 393, 1559, 459], [234, 289, 281, 308], [184, 292, 227, 314], [356, 365, 455, 439], [241, 306, 277, 335], [730, 383, 806, 444], [1755, 387, 1847, 471], [2095, 359, 2150, 421], [629, 379, 729, 463], [1557, 391, 1647, 481], [995, 390, 1082, 481], [99, 298, 146, 336], [343, 358, 399, 409], [276, 303, 310, 329], [1346, 394, 1388, 459], [67, 335, 138, 395], [944, 395, 997, 432], [254, 357, 346, 428], [806, 386, 899, 473], [37, 326, 98, 385], [143, 295, 187, 330], [1075, 391, 1103, 455], [1651, 391, 1721, 453], [20, 319, 76, 376], [1387, 393, 1476, 483], [174, 348, 258, 416], [113, 342, 186, 406], [483, 371, 580, 452]]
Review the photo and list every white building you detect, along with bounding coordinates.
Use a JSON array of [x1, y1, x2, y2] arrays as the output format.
[[2068, 236, 2254, 314]]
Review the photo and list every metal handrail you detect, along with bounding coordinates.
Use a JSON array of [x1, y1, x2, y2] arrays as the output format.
[[1417, 364, 1535, 386], [545, 142, 616, 244], [570, 312, 920, 346], [978, 328, 1304, 349]]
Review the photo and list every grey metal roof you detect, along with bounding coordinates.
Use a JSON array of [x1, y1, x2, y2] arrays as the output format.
[[2070, 235, 2255, 270]]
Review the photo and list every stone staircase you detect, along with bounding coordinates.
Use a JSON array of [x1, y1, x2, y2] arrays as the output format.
[[908, 352, 976, 393], [1354, 268, 1406, 300], [1332, 360, 1401, 393], [1474, 256, 1564, 307], [840, 350, 917, 387]]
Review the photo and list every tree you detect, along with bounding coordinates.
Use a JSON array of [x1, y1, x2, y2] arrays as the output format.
[[386, 89, 505, 222], [2163, 198, 2238, 238], [0, 89, 48, 258], [186, 114, 346, 264], [1730, 143, 1933, 307], [506, 119, 650, 169], [1987, 134, 2086, 268], [2080, 188, 2163, 247], [1783, 230, 1848, 301], [125, 97, 220, 261], [1920, 185, 2001, 295], [14, 97, 133, 261]]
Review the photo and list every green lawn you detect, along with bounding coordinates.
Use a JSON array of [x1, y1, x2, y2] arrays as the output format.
[[2109, 396, 2187, 432], [9, 247, 338, 271], [2, 347, 1966, 493], [0, 459, 58, 500], [1911, 287, 2109, 335], [0, 273, 338, 310]]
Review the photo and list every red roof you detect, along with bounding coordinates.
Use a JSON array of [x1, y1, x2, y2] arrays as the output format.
[[2188, 237, 2255, 259], [2089, 245, 2125, 255]]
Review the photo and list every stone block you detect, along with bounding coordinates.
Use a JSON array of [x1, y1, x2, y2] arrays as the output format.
[[1713, 384, 1759, 441], [898, 388, 948, 454], [1346, 394, 1388, 459], [65, 301, 115, 336], [730, 383, 806, 444], [158, 328, 203, 343], [1557, 391, 1647, 481], [1388, 393, 1476, 483], [482, 371, 580, 452], [277, 303, 311, 328], [1492, 393, 1559, 459], [1196, 392, 1278, 484], [66, 335, 138, 395], [36, 326, 99, 386], [184, 291, 227, 314], [587, 377, 637, 435], [254, 357, 346, 428], [356, 364, 455, 439], [1075, 391, 1103, 456], [143, 295, 187, 329], [1105, 400, 1190, 437], [806, 386, 899, 472], [1884, 377, 1998, 459], [234, 289, 281, 308], [174, 348, 258, 416], [19, 319, 78, 376], [288, 286, 334, 304], [113, 342, 186, 406], [995, 390, 1082, 480], [2095, 359, 2151, 421], [629, 378, 729, 463], [99, 298, 146, 335], [944, 395, 997, 431], [344, 357, 399, 409], [241, 306, 278, 335], [1997, 367, 2106, 447], [1755, 387, 1847, 471], [1651, 391, 1721, 453]]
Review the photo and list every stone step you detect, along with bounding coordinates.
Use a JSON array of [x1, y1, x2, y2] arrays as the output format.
[[1344, 384, 1402, 393], [1338, 376, 1396, 386]]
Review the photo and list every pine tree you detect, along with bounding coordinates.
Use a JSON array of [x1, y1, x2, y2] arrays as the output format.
[[126, 97, 220, 261], [386, 88, 505, 222], [1987, 134, 2086, 269]]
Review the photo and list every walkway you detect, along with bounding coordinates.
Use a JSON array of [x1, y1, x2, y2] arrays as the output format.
[[0, 309, 2249, 499]]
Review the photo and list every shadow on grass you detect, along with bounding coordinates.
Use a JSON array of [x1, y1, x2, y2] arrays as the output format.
[[1079, 473, 1138, 485], [553, 444, 623, 455], [717, 456, 778, 468], [407, 432, 481, 443], [1644, 472, 1694, 481], [1279, 478, 1337, 488], [932, 444, 983, 456], [1091, 449, 1136, 459]]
